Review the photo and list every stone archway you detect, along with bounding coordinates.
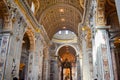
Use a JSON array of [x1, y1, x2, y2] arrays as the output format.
[[24, 29, 35, 52], [56, 44, 78, 56], [55, 45, 79, 80], [19, 29, 35, 80]]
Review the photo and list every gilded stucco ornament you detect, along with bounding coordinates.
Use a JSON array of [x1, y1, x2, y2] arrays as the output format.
[[96, 0, 106, 26], [6, 0, 17, 20]]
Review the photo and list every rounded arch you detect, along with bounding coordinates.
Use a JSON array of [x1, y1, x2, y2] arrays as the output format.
[[55, 44, 78, 56], [56, 44, 79, 80], [22, 28, 35, 52], [19, 28, 35, 80]]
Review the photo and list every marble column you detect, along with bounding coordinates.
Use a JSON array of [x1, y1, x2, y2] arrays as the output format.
[[38, 51, 43, 80], [115, 0, 120, 24], [76, 59, 81, 80], [87, 48, 93, 80], [50, 58, 59, 80], [94, 29, 114, 80], [82, 31, 91, 80], [42, 47, 50, 80], [92, 32, 98, 80], [86, 30, 93, 80], [0, 33, 10, 80], [95, 0, 114, 79], [14, 39, 23, 80], [27, 51, 34, 80], [4, 32, 22, 80]]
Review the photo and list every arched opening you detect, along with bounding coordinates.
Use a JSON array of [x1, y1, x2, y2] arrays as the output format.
[[57, 45, 77, 80], [49, 29, 80, 80], [19, 33, 30, 80], [105, 0, 120, 79], [19, 30, 34, 80], [113, 38, 120, 79]]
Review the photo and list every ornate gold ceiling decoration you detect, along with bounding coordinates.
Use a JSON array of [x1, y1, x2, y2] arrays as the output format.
[[107, 0, 115, 7], [35, 0, 83, 39], [79, 0, 84, 9], [58, 46, 76, 63], [61, 52, 75, 63], [0, 0, 8, 18], [105, 0, 116, 19], [36, 0, 83, 18]]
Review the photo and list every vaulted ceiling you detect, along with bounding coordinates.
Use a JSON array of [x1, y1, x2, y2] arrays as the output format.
[[35, 0, 84, 39]]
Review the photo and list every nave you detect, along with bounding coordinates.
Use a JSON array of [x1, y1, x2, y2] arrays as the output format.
[[0, 0, 120, 80]]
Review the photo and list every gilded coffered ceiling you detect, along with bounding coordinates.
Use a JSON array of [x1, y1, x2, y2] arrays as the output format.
[[35, 0, 84, 39]]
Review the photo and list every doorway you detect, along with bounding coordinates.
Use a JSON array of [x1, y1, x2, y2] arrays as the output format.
[[58, 46, 77, 80], [19, 33, 30, 80]]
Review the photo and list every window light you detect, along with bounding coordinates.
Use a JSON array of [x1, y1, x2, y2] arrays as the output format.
[[31, 2, 35, 13], [65, 30, 68, 34], [59, 31, 62, 34]]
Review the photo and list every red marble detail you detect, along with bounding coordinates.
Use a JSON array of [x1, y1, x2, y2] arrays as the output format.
[[105, 72, 110, 80]]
